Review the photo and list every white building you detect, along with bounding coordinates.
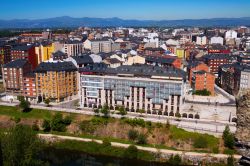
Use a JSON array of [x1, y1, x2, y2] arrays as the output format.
[[210, 36, 224, 45], [225, 30, 237, 39], [196, 35, 207, 45], [143, 33, 159, 47]]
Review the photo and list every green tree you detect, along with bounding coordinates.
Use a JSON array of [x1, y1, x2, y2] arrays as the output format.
[[128, 129, 139, 141], [137, 133, 147, 145], [17, 96, 25, 102], [19, 99, 31, 112], [223, 125, 235, 149], [101, 104, 110, 117], [94, 108, 100, 114], [123, 145, 138, 159], [0, 125, 46, 166], [51, 113, 66, 132], [118, 106, 127, 116], [42, 119, 51, 132], [44, 98, 51, 107]]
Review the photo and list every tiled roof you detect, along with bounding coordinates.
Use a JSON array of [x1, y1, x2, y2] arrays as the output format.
[[3, 59, 29, 68], [35, 61, 77, 73]]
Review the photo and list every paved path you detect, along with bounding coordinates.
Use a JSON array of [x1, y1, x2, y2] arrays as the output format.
[[38, 133, 241, 160]]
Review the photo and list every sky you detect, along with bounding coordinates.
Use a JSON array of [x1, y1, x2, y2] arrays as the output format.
[[1, 0, 250, 20]]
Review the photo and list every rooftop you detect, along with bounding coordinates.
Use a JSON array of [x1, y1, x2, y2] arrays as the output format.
[[3, 59, 29, 68], [35, 61, 77, 73]]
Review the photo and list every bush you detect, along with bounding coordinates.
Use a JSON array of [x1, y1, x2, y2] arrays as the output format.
[[102, 138, 111, 147], [124, 145, 138, 159], [51, 113, 66, 132], [223, 125, 235, 149], [13, 117, 21, 123], [193, 136, 208, 148], [63, 115, 72, 125], [44, 98, 51, 107], [79, 120, 95, 134], [136, 133, 147, 145], [128, 129, 139, 141], [227, 155, 234, 166], [193, 89, 211, 96], [19, 99, 31, 112], [32, 123, 39, 131], [42, 119, 51, 132], [123, 118, 145, 127], [118, 106, 127, 116], [169, 154, 182, 165]]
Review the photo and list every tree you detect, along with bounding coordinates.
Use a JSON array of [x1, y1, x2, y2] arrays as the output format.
[[42, 119, 51, 132], [123, 145, 138, 159], [138, 109, 145, 115], [51, 113, 66, 132], [94, 108, 100, 114], [128, 129, 139, 141], [19, 99, 31, 112], [17, 96, 25, 102], [136, 133, 147, 145], [223, 125, 235, 149], [44, 98, 51, 107], [101, 104, 110, 117], [118, 106, 127, 116], [0, 125, 46, 165]]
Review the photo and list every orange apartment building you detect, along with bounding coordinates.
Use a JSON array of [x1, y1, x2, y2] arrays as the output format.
[[187, 61, 215, 95]]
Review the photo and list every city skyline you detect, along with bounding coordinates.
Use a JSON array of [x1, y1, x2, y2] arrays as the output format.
[[1, 0, 250, 20]]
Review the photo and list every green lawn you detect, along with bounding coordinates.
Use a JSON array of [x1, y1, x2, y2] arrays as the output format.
[[0, 105, 53, 120]]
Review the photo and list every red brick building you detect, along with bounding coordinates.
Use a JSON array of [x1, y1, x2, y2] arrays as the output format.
[[23, 72, 36, 100], [145, 55, 182, 69], [11, 45, 37, 70], [191, 70, 215, 95], [2, 59, 32, 96], [187, 61, 215, 95], [203, 54, 234, 74]]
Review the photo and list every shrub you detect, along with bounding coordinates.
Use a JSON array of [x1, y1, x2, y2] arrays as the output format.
[[136, 133, 147, 145], [102, 138, 111, 147], [79, 120, 95, 133], [44, 98, 51, 107], [51, 113, 66, 132], [193, 136, 208, 148], [63, 115, 72, 125], [101, 104, 110, 117], [223, 125, 235, 149], [19, 99, 31, 112], [123, 118, 145, 127], [42, 119, 51, 132], [169, 154, 182, 165], [193, 89, 211, 96], [118, 106, 127, 116], [166, 120, 170, 129], [128, 129, 139, 141], [13, 117, 21, 123], [124, 145, 138, 159], [32, 123, 39, 131], [227, 155, 234, 166]]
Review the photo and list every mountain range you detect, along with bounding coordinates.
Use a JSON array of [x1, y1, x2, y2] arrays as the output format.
[[0, 16, 250, 28]]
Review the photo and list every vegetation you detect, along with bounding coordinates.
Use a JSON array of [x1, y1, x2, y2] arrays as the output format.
[[18, 96, 31, 112], [0, 125, 47, 166], [128, 129, 139, 141], [50, 113, 72, 132], [168, 154, 182, 165], [193, 136, 208, 148], [193, 89, 211, 96], [0, 105, 221, 153], [124, 145, 138, 159], [227, 155, 235, 166], [117, 106, 127, 116], [44, 98, 51, 107], [223, 125, 235, 149], [100, 104, 110, 117], [136, 133, 147, 145]]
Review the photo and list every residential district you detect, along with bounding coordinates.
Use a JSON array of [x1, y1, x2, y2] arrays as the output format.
[[1, 27, 250, 135]]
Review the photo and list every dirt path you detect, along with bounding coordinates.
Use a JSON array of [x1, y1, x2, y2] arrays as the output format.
[[38, 133, 241, 160]]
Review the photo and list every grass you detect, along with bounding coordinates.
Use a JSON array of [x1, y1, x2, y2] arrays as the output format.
[[0, 105, 53, 119], [51, 139, 155, 161], [0, 105, 221, 154]]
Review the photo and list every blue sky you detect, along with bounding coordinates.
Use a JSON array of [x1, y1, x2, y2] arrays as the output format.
[[1, 0, 250, 20]]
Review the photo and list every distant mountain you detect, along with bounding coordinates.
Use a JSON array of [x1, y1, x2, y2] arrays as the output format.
[[0, 16, 250, 28]]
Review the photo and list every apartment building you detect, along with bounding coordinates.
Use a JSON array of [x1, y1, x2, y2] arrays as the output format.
[[0, 43, 11, 65], [23, 72, 36, 100], [63, 40, 83, 56], [35, 42, 55, 64], [90, 39, 112, 53], [2, 59, 32, 96], [35, 61, 78, 102], [79, 64, 186, 116]]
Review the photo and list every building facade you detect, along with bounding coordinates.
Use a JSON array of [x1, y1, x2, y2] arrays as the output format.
[[35, 61, 78, 102], [79, 65, 186, 116]]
